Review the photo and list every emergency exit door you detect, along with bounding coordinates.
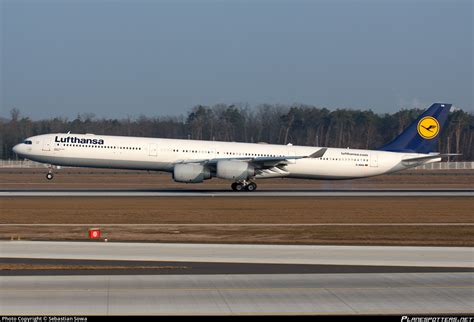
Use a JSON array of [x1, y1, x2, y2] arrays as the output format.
[[149, 144, 158, 156], [370, 153, 378, 167]]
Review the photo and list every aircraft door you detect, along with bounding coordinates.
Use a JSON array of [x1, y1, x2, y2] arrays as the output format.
[[149, 144, 158, 157], [42, 138, 52, 151], [288, 150, 296, 164], [370, 153, 378, 167], [209, 148, 216, 159]]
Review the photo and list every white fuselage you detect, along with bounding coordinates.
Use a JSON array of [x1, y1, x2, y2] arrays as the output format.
[[13, 133, 437, 180]]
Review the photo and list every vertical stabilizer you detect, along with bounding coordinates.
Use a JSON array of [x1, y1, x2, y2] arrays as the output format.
[[378, 103, 451, 153]]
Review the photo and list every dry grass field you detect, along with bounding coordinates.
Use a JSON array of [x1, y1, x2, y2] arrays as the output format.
[[0, 168, 473, 246]]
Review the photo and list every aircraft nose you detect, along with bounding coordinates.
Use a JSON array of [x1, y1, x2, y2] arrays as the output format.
[[12, 144, 23, 156]]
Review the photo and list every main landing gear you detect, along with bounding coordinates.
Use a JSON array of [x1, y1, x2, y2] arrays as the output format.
[[231, 181, 257, 192]]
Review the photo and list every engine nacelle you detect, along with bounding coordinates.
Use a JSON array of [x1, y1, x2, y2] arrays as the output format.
[[216, 160, 254, 181], [173, 163, 211, 183]]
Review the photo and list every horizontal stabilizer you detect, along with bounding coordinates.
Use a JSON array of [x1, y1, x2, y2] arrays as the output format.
[[402, 153, 461, 163]]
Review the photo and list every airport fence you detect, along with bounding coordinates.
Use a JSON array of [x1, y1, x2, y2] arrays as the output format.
[[414, 161, 474, 170], [0, 159, 473, 170], [0, 160, 48, 168]]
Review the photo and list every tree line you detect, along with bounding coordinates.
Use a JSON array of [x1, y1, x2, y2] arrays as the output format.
[[1, 103, 473, 160]]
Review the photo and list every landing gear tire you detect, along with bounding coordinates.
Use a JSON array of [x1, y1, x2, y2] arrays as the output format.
[[231, 182, 244, 191], [46, 172, 54, 180], [245, 182, 257, 191], [234, 183, 244, 191]]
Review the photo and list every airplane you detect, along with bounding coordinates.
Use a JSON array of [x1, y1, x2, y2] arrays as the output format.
[[12, 103, 458, 191]]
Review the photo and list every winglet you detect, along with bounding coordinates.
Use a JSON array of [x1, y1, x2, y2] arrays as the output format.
[[307, 148, 327, 158]]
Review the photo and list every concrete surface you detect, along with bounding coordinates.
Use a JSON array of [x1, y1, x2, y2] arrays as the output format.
[[1, 273, 472, 315], [1, 241, 473, 268]]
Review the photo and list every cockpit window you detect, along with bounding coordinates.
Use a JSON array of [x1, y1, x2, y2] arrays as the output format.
[[23, 140, 32, 145]]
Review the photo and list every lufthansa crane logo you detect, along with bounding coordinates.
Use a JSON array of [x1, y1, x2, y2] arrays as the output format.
[[417, 116, 440, 139]]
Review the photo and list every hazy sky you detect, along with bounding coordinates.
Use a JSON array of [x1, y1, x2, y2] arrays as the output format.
[[1, 0, 472, 120]]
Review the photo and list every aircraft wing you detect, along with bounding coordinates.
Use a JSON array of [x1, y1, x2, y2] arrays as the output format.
[[177, 148, 328, 169]]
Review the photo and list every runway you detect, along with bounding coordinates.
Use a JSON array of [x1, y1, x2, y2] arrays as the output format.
[[1, 188, 473, 197]]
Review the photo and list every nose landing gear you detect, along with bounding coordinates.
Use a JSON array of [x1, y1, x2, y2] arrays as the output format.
[[46, 171, 54, 180], [231, 181, 257, 192], [46, 166, 54, 180]]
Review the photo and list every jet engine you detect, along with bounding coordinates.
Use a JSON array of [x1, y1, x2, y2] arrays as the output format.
[[216, 160, 254, 181], [173, 163, 211, 183]]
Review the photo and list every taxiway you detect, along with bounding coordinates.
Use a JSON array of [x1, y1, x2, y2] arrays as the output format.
[[1, 241, 473, 267]]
